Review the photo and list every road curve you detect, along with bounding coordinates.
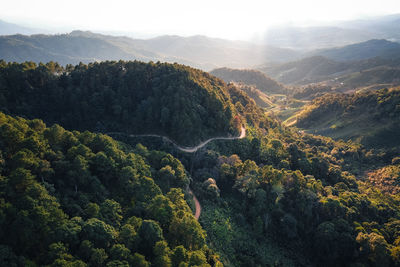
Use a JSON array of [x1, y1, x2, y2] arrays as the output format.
[[107, 127, 246, 220], [107, 126, 246, 154]]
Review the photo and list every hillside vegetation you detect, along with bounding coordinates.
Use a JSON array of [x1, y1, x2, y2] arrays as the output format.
[[185, 89, 400, 266], [366, 159, 400, 195], [210, 67, 286, 94], [230, 83, 274, 108], [2, 60, 400, 266], [0, 111, 222, 266], [296, 88, 400, 149], [0, 60, 238, 146]]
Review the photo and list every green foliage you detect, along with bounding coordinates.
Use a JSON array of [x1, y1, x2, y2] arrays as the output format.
[[0, 112, 219, 266], [210, 67, 286, 94], [1, 59, 400, 267], [0, 61, 237, 146], [189, 119, 400, 266], [296, 88, 400, 152]]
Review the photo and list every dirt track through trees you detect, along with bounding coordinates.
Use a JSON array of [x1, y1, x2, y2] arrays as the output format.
[[107, 127, 246, 219]]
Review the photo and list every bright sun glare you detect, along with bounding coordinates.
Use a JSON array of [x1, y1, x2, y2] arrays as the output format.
[[2, 0, 400, 39]]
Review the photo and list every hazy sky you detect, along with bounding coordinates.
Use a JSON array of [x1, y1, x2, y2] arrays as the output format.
[[2, 0, 400, 39]]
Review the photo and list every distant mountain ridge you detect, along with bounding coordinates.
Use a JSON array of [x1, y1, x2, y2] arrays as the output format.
[[0, 30, 299, 70], [262, 14, 400, 49], [260, 56, 349, 84], [262, 26, 373, 50], [309, 39, 400, 61], [260, 47, 400, 86], [0, 19, 44, 35]]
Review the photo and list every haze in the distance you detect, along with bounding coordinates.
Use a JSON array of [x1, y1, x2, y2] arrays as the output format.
[[2, 0, 400, 40]]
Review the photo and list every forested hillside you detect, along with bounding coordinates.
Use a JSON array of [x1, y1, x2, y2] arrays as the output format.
[[230, 83, 274, 108], [366, 158, 400, 195], [0, 60, 238, 146], [0, 112, 221, 266], [210, 67, 286, 94], [296, 88, 400, 149], [184, 84, 400, 266]]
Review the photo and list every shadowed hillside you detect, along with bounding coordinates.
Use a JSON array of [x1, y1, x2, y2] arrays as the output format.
[[210, 67, 286, 94], [0, 60, 240, 146]]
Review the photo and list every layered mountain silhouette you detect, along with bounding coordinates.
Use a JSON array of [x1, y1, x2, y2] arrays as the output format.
[[0, 30, 299, 70]]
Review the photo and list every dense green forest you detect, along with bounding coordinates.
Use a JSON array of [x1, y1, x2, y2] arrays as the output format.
[[0, 111, 223, 266], [296, 88, 400, 150], [180, 82, 400, 266], [1, 60, 400, 266], [0, 60, 238, 146]]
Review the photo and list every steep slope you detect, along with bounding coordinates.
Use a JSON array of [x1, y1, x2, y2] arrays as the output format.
[[296, 88, 400, 148], [0, 60, 238, 146], [232, 83, 275, 108], [0, 111, 221, 266], [210, 67, 286, 94]]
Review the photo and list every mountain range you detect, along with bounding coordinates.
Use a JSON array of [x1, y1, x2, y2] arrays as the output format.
[[2, 14, 400, 74], [0, 19, 45, 35], [261, 14, 400, 49], [0, 28, 299, 70], [308, 39, 400, 61], [260, 39, 400, 86]]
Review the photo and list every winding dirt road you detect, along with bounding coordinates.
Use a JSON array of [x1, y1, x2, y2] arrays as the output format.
[[107, 127, 246, 220], [107, 126, 246, 153]]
